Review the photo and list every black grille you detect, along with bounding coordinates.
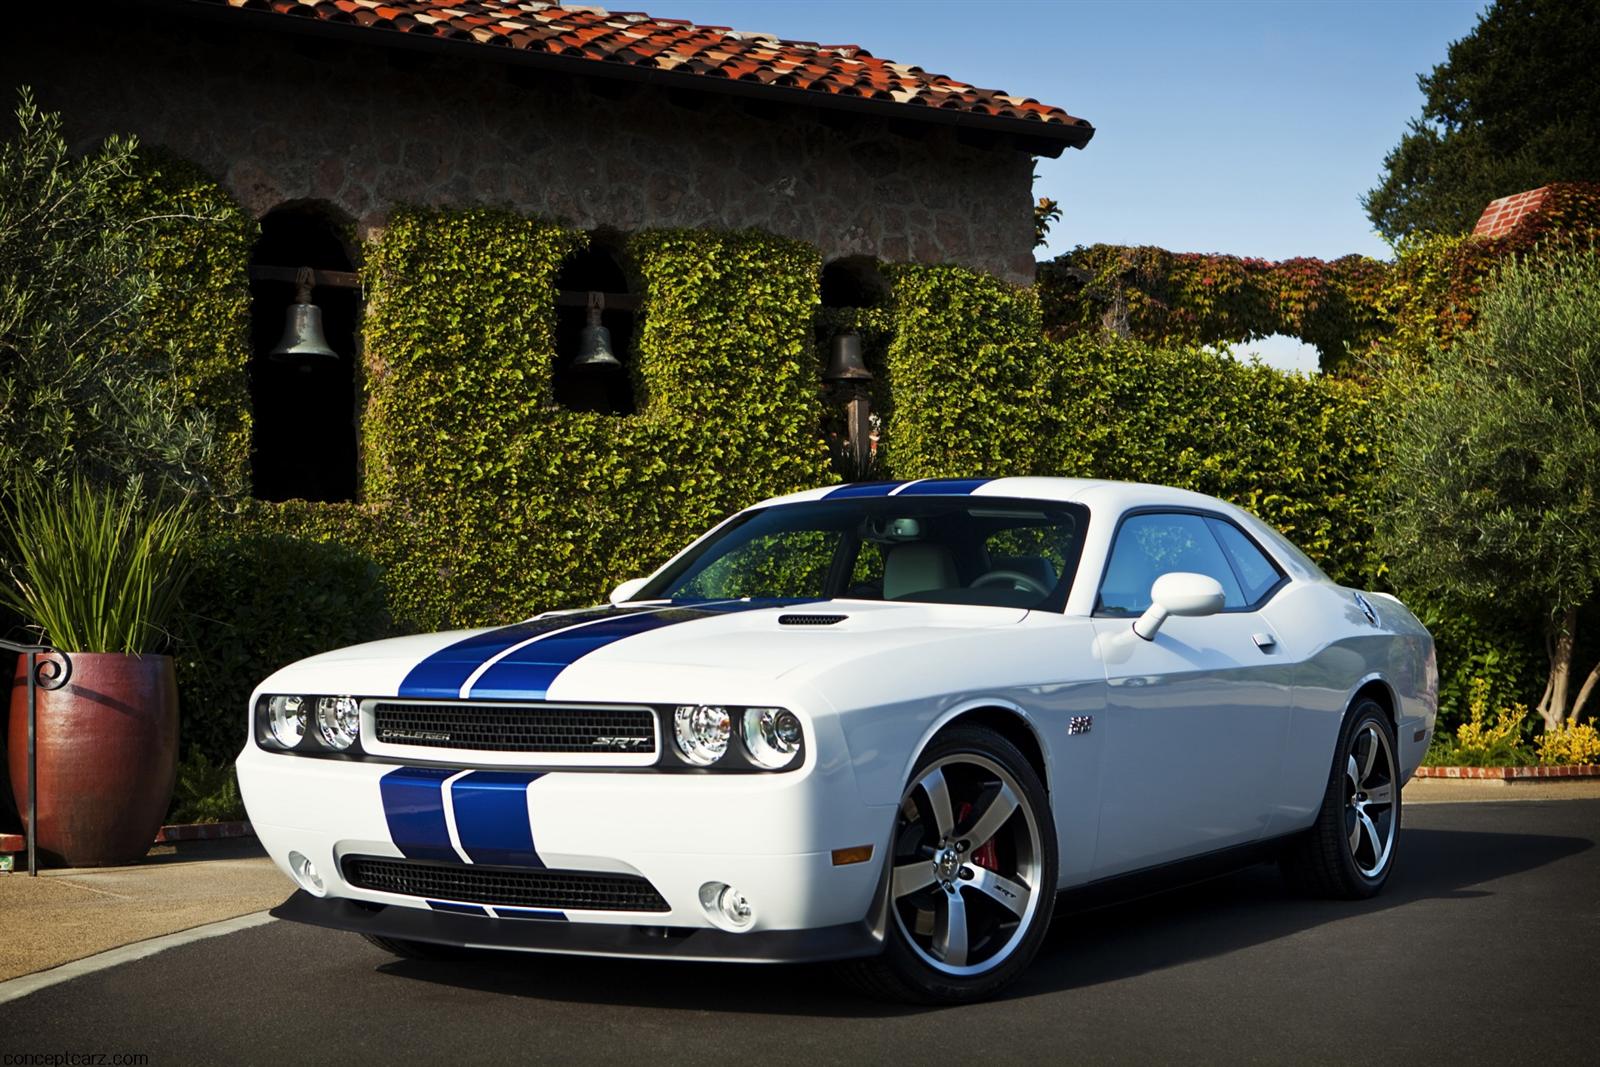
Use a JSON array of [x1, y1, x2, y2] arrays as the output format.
[[778, 613, 848, 626], [372, 702, 655, 754], [343, 856, 671, 912]]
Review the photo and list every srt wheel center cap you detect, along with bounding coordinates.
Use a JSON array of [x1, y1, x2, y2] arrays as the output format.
[[934, 847, 962, 885]]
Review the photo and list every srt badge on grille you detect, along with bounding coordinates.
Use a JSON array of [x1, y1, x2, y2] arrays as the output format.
[[382, 728, 451, 743], [592, 736, 651, 751]]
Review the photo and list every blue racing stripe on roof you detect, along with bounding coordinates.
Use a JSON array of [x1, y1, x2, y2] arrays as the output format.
[[397, 606, 653, 699], [823, 481, 903, 498], [450, 771, 545, 868], [380, 766, 458, 863], [896, 477, 993, 496], [465, 600, 785, 701]]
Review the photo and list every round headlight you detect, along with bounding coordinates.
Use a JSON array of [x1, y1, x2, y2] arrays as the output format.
[[674, 704, 730, 766], [316, 695, 360, 750], [741, 707, 802, 769], [267, 695, 307, 749]]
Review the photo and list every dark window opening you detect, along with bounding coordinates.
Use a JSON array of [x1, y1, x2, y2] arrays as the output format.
[[821, 257, 888, 310], [248, 204, 360, 502], [554, 241, 636, 416]]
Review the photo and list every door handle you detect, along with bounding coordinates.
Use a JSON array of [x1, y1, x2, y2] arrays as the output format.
[[1251, 632, 1276, 651]]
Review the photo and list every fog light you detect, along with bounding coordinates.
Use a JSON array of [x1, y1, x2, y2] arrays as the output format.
[[698, 881, 755, 932], [288, 850, 326, 896]]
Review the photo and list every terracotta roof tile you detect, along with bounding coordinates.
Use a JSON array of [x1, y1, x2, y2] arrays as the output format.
[[177, 0, 1092, 146]]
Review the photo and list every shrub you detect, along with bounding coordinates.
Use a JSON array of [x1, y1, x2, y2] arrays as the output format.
[[1376, 248, 1600, 730], [175, 503, 395, 767], [1426, 678, 1534, 767], [1535, 720, 1600, 766]]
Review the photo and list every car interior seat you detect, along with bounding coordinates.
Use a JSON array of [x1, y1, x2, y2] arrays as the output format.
[[883, 542, 960, 600]]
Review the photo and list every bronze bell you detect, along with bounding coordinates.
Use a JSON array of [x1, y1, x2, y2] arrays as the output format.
[[823, 331, 873, 383], [572, 291, 622, 370], [270, 267, 339, 362]]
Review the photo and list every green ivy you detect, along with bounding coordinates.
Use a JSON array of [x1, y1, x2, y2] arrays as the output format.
[[113, 148, 255, 495], [359, 212, 833, 632]]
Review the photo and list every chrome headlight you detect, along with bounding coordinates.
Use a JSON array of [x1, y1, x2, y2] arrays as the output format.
[[673, 704, 731, 766], [265, 695, 307, 749], [741, 707, 803, 769], [316, 695, 360, 750], [256, 694, 363, 755]]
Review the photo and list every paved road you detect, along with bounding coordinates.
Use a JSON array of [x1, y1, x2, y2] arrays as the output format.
[[5, 800, 1597, 1065]]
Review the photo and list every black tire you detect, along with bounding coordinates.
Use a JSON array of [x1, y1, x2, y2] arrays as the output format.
[[839, 725, 1057, 1004], [360, 933, 478, 960], [1280, 698, 1401, 899]]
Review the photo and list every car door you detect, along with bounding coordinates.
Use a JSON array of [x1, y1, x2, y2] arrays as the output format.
[[1089, 510, 1296, 876]]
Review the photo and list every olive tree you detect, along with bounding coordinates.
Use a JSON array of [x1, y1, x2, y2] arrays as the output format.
[[0, 89, 219, 493], [1377, 248, 1600, 728]]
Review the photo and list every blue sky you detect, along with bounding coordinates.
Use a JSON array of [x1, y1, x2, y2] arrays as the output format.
[[658, 0, 1489, 369]]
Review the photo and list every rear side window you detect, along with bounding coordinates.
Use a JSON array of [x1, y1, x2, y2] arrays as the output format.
[[1206, 518, 1285, 606]]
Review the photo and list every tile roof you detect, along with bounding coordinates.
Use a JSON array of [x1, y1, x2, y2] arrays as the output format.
[[173, 0, 1094, 151]]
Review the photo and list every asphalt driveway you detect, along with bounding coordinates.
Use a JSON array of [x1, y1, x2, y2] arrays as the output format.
[[4, 799, 1596, 1065]]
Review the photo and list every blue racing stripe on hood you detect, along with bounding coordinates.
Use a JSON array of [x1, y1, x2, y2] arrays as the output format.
[[824, 481, 903, 498], [397, 606, 658, 699], [896, 477, 992, 496], [466, 600, 797, 701]]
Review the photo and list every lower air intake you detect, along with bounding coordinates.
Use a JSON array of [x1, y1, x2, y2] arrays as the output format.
[[343, 856, 671, 913]]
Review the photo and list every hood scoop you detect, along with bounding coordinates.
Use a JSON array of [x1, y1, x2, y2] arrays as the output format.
[[778, 613, 848, 626]]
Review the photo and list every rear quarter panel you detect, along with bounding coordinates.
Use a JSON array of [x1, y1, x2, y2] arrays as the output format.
[[1265, 583, 1437, 835]]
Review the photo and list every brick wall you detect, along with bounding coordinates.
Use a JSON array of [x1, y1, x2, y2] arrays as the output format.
[[2, 11, 1038, 282]]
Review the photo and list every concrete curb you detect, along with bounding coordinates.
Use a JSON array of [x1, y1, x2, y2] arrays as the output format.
[[1415, 765, 1600, 780], [0, 911, 276, 1006]]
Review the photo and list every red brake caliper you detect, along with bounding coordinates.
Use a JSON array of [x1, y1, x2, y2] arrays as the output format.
[[956, 802, 1000, 871]]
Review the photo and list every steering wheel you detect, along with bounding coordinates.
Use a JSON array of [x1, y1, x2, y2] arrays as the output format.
[[972, 569, 1051, 597]]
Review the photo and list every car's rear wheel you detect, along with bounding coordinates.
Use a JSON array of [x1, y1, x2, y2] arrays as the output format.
[[1281, 698, 1400, 898], [841, 725, 1056, 1004]]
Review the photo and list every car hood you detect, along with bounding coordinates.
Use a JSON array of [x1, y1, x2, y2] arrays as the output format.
[[259, 599, 1029, 700]]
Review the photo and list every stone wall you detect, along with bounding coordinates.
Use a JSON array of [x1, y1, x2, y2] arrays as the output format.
[[4, 11, 1038, 282]]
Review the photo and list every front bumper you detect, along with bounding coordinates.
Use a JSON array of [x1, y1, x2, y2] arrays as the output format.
[[238, 741, 894, 949], [273, 890, 883, 964]]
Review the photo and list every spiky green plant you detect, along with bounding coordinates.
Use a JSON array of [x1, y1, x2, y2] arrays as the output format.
[[0, 476, 196, 653]]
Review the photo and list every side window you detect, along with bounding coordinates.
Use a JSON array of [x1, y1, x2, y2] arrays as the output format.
[[1097, 512, 1245, 615], [673, 530, 837, 600], [1207, 518, 1285, 606]]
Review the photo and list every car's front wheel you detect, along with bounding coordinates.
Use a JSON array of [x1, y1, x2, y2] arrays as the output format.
[[1281, 697, 1401, 898], [842, 725, 1057, 1004]]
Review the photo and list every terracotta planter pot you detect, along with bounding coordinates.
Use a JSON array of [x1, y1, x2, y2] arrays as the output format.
[[7, 653, 178, 867]]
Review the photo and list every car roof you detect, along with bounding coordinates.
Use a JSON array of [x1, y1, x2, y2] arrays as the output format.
[[754, 477, 1231, 514]]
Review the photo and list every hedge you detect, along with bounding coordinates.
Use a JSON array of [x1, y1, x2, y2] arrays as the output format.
[[360, 212, 833, 632], [107, 159, 1585, 773]]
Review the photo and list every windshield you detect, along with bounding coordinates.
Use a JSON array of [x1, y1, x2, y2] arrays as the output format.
[[636, 497, 1089, 611]]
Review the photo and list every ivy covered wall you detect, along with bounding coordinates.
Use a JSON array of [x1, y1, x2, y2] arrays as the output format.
[[128, 157, 1588, 772]]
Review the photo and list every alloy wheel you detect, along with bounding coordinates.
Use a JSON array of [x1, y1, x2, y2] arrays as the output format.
[[1345, 720, 1397, 878], [890, 753, 1044, 977]]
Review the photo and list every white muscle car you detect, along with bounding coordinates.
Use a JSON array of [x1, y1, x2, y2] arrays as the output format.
[[238, 477, 1436, 1003]]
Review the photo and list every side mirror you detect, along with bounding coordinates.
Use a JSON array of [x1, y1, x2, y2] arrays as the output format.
[[609, 577, 649, 605], [1132, 572, 1226, 640]]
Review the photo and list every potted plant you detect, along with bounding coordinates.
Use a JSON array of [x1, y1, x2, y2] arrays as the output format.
[[1, 476, 195, 866]]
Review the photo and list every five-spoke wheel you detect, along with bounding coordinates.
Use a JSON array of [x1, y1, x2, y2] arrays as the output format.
[[1282, 697, 1402, 898], [842, 726, 1056, 1003]]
